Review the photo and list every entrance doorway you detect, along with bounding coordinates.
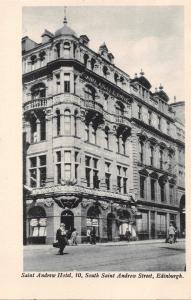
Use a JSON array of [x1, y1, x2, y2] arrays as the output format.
[[61, 210, 74, 231], [107, 213, 115, 241], [87, 205, 101, 241], [180, 195, 185, 236], [28, 206, 47, 244]]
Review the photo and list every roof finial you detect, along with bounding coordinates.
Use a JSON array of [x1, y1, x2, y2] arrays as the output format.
[[174, 96, 176, 102], [159, 83, 163, 90], [140, 69, 144, 76], [63, 6, 67, 25]]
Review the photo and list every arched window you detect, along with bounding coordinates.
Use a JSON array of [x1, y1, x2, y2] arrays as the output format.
[[103, 65, 108, 77], [122, 136, 126, 155], [92, 124, 97, 145], [150, 145, 154, 166], [84, 85, 96, 101], [64, 109, 71, 135], [39, 112, 46, 141], [116, 101, 124, 116], [90, 58, 96, 71], [139, 141, 144, 163], [31, 83, 46, 100], [31, 55, 37, 71], [39, 51, 46, 67], [28, 206, 47, 244], [104, 94, 109, 110], [159, 149, 163, 170], [74, 110, 78, 137], [116, 134, 120, 153], [55, 43, 61, 58], [105, 127, 109, 149], [30, 114, 37, 143], [85, 123, 90, 142], [114, 73, 119, 84], [63, 42, 70, 58], [56, 109, 61, 136], [84, 53, 89, 67]]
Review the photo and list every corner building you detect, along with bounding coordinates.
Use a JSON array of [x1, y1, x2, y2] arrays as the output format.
[[22, 18, 185, 244]]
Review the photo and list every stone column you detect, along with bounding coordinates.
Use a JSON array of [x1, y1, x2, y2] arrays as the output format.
[[110, 128, 118, 192], [45, 109, 54, 186], [36, 119, 41, 142], [148, 210, 151, 239], [98, 124, 106, 190]]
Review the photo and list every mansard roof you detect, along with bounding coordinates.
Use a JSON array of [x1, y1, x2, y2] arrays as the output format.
[[131, 73, 152, 90]]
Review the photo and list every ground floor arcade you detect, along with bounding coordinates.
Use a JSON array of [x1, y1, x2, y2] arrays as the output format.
[[24, 191, 184, 245]]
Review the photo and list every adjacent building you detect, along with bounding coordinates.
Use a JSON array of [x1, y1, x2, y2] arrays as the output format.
[[22, 17, 185, 244]]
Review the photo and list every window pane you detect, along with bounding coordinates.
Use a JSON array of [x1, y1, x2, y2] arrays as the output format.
[[56, 151, 61, 162], [64, 151, 71, 163], [39, 155, 46, 166], [30, 157, 37, 168], [30, 169, 37, 187], [85, 156, 91, 166], [64, 164, 71, 180], [39, 167, 46, 186]]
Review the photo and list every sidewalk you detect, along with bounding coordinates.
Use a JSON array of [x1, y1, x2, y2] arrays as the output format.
[[24, 238, 185, 250]]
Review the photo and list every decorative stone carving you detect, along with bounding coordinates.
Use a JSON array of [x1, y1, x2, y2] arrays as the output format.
[[44, 198, 54, 207], [81, 199, 93, 208]]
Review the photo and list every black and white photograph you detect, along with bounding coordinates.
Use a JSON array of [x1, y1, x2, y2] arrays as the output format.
[[22, 5, 186, 273]]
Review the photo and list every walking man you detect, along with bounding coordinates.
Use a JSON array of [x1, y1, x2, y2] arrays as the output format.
[[56, 223, 68, 255]]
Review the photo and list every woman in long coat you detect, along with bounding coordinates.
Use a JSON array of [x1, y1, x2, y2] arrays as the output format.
[[56, 223, 68, 255]]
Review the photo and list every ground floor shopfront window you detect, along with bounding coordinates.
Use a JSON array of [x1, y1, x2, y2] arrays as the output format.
[[86, 205, 101, 242], [27, 206, 47, 244], [156, 213, 167, 238], [136, 211, 149, 240]]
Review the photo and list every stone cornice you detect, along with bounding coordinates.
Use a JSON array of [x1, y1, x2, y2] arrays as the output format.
[[137, 199, 180, 211], [30, 184, 134, 203], [132, 94, 174, 122], [132, 117, 184, 147]]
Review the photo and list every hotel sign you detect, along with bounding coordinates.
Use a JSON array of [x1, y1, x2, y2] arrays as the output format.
[[81, 73, 130, 103]]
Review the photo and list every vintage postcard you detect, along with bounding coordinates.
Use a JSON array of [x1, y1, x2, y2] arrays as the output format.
[[0, 0, 190, 299]]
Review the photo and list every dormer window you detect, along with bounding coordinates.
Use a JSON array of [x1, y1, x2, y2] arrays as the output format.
[[63, 42, 70, 58], [55, 43, 61, 58], [39, 51, 46, 67], [31, 55, 37, 70], [114, 73, 119, 84], [84, 85, 96, 101], [84, 54, 89, 68], [90, 58, 96, 71], [103, 66, 108, 77]]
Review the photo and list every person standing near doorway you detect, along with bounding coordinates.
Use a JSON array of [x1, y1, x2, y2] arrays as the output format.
[[168, 223, 176, 244], [71, 228, 78, 246], [56, 223, 68, 255], [90, 227, 96, 245]]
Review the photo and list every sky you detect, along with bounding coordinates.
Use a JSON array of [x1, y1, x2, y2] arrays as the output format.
[[22, 6, 184, 102]]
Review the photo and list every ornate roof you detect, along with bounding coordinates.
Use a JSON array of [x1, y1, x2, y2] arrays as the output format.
[[55, 17, 77, 37]]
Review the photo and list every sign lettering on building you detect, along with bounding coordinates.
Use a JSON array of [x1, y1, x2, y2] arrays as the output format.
[[81, 73, 129, 102]]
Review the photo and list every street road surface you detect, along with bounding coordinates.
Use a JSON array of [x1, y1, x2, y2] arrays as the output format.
[[24, 241, 185, 272]]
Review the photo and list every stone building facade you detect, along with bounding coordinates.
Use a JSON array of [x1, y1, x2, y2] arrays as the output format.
[[22, 18, 185, 244]]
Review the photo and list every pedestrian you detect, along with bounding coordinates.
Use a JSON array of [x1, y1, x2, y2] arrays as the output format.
[[71, 228, 78, 246], [90, 227, 96, 245], [168, 223, 176, 244], [87, 228, 91, 244], [56, 223, 68, 255], [125, 229, 131, 242], [174, 225, 178, 243]]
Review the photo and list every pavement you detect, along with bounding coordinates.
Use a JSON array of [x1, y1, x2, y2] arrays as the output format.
[[24, 239, 185, 272]]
